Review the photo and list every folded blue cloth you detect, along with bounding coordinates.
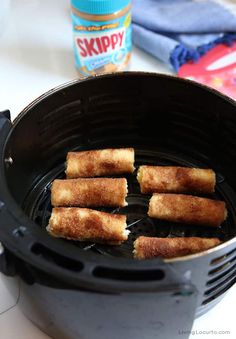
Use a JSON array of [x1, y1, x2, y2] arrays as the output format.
[[132, 0, 236, 71]]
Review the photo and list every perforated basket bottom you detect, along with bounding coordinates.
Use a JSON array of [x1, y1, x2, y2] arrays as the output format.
[[23, 149, 236, 259]]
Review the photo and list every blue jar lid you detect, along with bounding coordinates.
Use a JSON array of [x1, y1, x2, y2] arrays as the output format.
[[71, 0, 130, 15]]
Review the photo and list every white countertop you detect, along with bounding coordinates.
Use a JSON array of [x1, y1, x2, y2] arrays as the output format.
[[0, 1, 235, 338]]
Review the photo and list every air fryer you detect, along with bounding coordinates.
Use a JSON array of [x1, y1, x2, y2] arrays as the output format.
[[0, 73, 235, 339]]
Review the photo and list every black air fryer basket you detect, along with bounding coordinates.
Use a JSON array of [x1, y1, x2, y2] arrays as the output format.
[[0, 73, 236, 339]]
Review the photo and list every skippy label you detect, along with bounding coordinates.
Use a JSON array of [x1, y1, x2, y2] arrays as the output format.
[[76, 28, 125, 58], [72, 9, 132, 76]]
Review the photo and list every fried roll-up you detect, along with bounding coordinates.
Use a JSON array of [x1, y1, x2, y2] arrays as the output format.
[[66, 148, 135, 178], [148, 193, 227, 227], [47, 207, 129, 244], [133, 236, 221, 259], [51, 178, 128, 207], [137, 166, 216, 194]]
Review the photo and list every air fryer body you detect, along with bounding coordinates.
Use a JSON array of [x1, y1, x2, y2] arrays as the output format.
[[16, 241, 235, 339], [18, 281, 196, 339], [0, 73, 236, 339]]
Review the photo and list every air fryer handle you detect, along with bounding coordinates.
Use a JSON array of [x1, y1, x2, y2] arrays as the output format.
[[0, 110, 13, 274], [0, 110, 11, 120], [0, 110, 12, 147]]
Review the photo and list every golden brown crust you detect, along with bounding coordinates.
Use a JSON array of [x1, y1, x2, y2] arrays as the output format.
[[137, 166, 216, 194], [51, 178, 128, 207], [148, 193, 226, 227], [66, 148, 135, 178], [133, 236, 221, 259], [47, 207, 129, 244]]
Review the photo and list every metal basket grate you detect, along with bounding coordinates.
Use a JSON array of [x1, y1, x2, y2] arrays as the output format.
[[23, 149, 235, 259]]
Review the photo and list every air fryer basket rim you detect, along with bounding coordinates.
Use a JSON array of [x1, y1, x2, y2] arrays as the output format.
[[0, 71, 236, 276], [11, 71, 236, 128]]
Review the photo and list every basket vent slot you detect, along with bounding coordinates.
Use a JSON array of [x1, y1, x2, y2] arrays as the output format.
[[202, 247, 236, 305], [210, 248, 236, 266], [31, 243, 84, 272], [93, 266, 165, 281]]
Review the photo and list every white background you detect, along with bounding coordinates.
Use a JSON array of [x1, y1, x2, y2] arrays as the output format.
[[0, 1, 235, 338]]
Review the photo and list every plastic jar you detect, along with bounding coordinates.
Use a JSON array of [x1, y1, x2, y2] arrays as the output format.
[[71, 0, 132, 77]]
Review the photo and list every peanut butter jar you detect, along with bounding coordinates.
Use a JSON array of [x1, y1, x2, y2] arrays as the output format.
[[71, 0, 132, 78]]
